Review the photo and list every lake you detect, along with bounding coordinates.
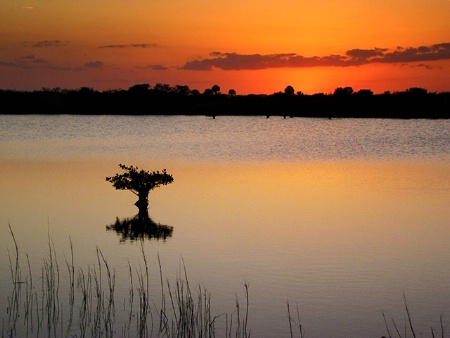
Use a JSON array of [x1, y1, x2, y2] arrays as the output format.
[[1, 115, 449, 337]]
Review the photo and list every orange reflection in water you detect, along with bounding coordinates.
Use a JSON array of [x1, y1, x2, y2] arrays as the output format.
[[1, 159, 448, 260], [2, 159, 448, 233], [1, 158, 449, 337], [162, 160, 450, 268]]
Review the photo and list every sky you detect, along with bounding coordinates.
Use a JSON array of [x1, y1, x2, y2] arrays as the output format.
[[1, 0, 449, 94]]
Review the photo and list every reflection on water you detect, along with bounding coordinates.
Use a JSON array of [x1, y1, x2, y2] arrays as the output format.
[[2, 159, 448, 337], [106, 214, 173, 242], [0, 115, 449, 337], [1, 115, 449, 162]]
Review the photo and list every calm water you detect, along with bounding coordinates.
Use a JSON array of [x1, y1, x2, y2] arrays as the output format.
[[1, 115, 449, 337]]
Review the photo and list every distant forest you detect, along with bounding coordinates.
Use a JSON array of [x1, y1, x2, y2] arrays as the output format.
[[1, 84, 449, 118]]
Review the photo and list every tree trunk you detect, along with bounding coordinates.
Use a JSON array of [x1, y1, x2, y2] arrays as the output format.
[[135, 192, 149, 223]]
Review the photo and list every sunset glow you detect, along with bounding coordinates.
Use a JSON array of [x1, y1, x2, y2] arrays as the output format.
[[1, 0, 449, 94]]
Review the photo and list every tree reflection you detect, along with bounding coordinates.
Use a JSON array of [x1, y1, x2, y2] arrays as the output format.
[[106, 215, 173, 242]]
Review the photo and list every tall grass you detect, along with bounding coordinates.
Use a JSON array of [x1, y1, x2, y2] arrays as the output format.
[[2, 225, 251, 338], [381, 293, 445, 338], [2, 225, 447, 337]]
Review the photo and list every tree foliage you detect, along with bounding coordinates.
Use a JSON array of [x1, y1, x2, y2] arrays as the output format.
[[106, 164, 173, 195], [333, 86, 354, 96], [284, 85, 295, 95], [211, 84, 221, 94], [228, 88, 237, 96]]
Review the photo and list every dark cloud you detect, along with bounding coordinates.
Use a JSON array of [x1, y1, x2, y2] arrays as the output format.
[[1, 53, 102, 71], [409, 63, 441, 70], [14, 55, 48, 69], [0, 55, 72, 70], [416, 63, 433, 70], [84, 61, 103, 68], [345, 48, 387, 59], [181, 42, 450, 71], [151, 65, 168, 70], [99, 43, 160, 49], [0, 60, 17, 67], [372, 43, 450, 63], [18, 55, 48, 64], [136, 64, 169, 70], [182, 52, 357, 70], [32, 40, 69, 48]]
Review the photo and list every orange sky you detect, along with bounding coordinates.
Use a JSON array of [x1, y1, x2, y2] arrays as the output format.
[[1, 0, 449, 94]]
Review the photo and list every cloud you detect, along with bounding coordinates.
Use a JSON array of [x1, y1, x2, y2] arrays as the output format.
[[408, 63, 442, 70], [0, 60, 17, 68], [99, 43, 160, 49], [0, 55, 72, 70], [345, 48, 387, 59], [181, 42, 450, 70], [416, 63, 432, 69], [15, 54, 49, 69], [136, 64, 168, 70], [372, 43, 450, 63], [0, 54, 104, 71], [84, 61, 103, 68], [32, 40, 70, 48], [182, 52, 358, 70]]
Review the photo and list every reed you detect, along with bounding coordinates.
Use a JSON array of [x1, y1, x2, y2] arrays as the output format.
[[287, 299, 304, 338], [1, 226, 447, 338], [6, 224, 21, 337], [380, 292, 446, 338], [2, 227, 251, 338]]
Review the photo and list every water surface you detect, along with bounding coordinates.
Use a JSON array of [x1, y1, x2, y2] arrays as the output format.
[[1, 115, 449, 337]]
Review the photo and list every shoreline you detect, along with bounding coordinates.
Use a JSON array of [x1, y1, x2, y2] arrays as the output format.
[[1, 87, 449, 118]]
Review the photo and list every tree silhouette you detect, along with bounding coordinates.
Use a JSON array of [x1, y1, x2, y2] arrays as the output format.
[[154, 83, 173, 94], [333, 87, 354, 96], [2, 84, 448, 118], [228, 88, 236, 96], [284, 85, 295, 95], [211, 84, 221, 95], [356, 89, 373, 96], [406, 87, 428, 96], [128, 83, 150, 94], [106, 164, 174, 222], [174, 85, 191, 96]]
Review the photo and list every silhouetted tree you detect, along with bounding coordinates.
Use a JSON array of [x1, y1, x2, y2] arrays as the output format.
[[211, 84, 221, 95], [284, 85, 295, 95], [128, 83, 150, 94], [106, 164, 174, 222], [2, 84, 448, 118], [333, 87, 354, 96], [356, 89, 373, 96], [79, 87, 96, 94], [228, 89, 236, 96], [174, 85, 191, 96], [406, 87, 428, 96], [154, 83, 173, 94]]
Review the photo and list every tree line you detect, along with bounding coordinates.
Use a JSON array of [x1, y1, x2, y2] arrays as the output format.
[[0, 84, 448, 118]]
